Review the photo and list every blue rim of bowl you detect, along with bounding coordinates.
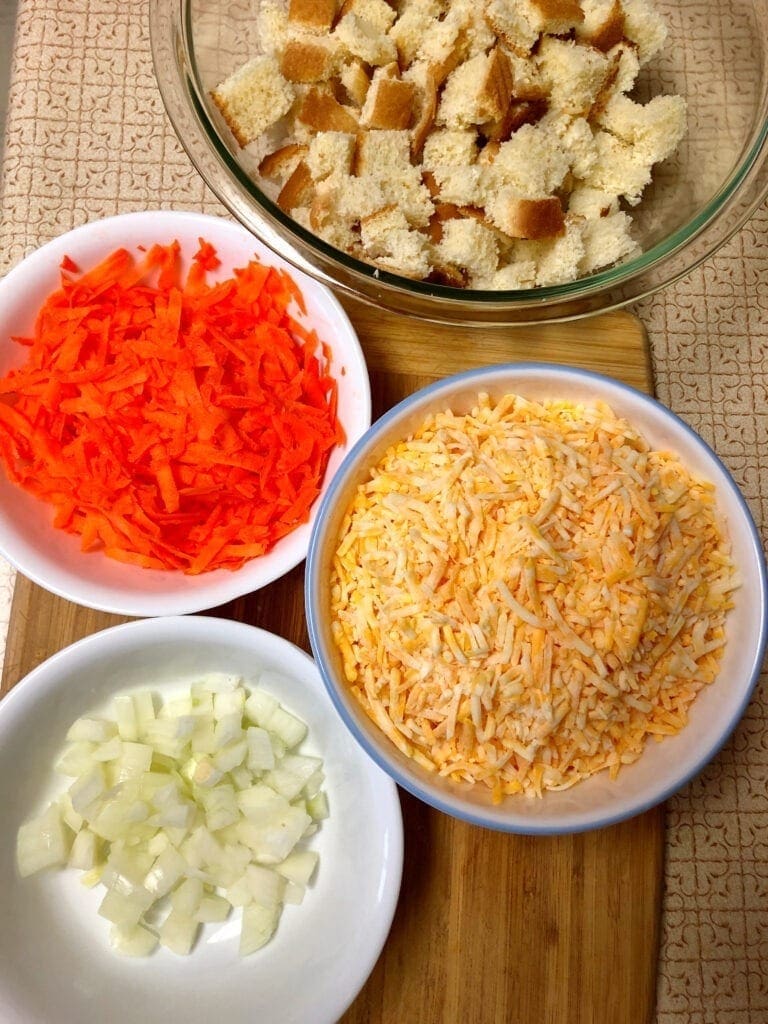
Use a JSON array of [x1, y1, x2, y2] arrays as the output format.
[[306, 363, 768, 834]]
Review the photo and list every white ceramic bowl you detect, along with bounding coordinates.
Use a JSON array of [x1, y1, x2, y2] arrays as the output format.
[[306, 363, 768, 834], [0, 616, 403, 1024], [0, 211, 371, 616]]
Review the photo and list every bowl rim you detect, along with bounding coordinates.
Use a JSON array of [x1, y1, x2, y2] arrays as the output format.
[[305, 363, 768, 833], [0, 210, 371, 617], [149, 0, 768, 324]]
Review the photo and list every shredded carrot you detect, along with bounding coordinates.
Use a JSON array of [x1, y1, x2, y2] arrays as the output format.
[[0, 238, 346, 574]]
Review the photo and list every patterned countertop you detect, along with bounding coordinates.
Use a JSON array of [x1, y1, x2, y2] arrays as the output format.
[[0, 3, 766, 1021]]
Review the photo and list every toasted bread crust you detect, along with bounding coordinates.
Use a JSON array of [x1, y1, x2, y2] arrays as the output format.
[[410, 69, 438, 160], [481, 47, 515, 123], [297, 87, 360, 132], [288, 0, 338, 32], [280, 40, 335, 83], [495, 195, 566, 239], [361, 72, 416, 130], [482, 97, 548, 144], [530, 0, 584, 23], [258, 143, 308, 181], [579, 0, 625, 51], [277, 160, 315, 212], [338, 60, 371, 107]]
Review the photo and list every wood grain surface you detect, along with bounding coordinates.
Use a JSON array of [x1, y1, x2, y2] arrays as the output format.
[[1, 302, 664, 1024]]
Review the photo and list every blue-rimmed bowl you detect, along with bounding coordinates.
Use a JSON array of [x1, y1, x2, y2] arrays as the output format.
[[306, 364, 768, 834]]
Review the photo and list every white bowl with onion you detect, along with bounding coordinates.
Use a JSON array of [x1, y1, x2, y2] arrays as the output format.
[[0, 616, 402, 1024], [305, 363, 768, 834]]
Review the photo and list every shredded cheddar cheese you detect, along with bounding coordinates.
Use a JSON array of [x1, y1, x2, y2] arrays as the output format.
[[330, 393, 739, 799]]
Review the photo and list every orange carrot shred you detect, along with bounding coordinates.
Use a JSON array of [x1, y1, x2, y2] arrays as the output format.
[[0, 240, 345, 574]]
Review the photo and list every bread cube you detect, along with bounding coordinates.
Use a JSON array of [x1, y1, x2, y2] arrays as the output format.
[[578, 210, 641, 273], [487, 192, 566, 240], [436, 218, 500, 282], [211, 57, 295, 147], [306, 132, 357, 181], [595, 94, 687, 166], [335, 12, 398, 66], [621, 0, 669, 65], [288, 0, 338, 33], [361, 67, 417, 130], [360, 205, 432, 278], [575, 0, 625, 51], [536, 37, 613, 118], [582, 131, 653, 205], [490, 123, 570, 198]]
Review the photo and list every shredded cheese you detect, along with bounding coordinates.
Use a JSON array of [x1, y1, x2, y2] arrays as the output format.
[[330, 393, 739, 799]]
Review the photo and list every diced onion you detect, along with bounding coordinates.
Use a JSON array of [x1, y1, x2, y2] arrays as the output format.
[[15, 675, 327, 958]]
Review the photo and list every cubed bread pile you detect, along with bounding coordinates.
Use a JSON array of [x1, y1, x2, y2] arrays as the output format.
[[211, 0, 686, 289]]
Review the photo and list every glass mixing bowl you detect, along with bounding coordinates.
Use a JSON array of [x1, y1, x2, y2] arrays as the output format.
[[150, 0, 768, 325]]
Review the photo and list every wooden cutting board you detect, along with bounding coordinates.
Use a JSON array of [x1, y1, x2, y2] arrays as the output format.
[[0, 302, 663, 1024]]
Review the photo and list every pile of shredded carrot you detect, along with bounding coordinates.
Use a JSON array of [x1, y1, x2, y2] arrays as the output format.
[[0, 239, 345, 573]]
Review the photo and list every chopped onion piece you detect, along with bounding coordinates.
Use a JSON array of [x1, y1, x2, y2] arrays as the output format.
[[159, 909, 199, 956], [110, 922, 158, 957], [98, 886, 153, 927], [91, 736, 123, 762], [16, 803, 71, 878], [58, 792, 84, 833], [66, 717, 118, 743], [160, 696, 194, 719], [245, 864, 285, 909], [230, 765, 253, 790], [266, 707, 307, 749], [213, 712, 243, 751], [80, 866, 103, 888], [276, 850, 319, 887], [307, 791, 329, 821], [69, 828, 99, 871], [144, 846, 187, 897], [237, 785, 289, 823], [244, 689, 279, 727], [69, 764, 106, 816], [133, 691, 156, 732], [170, 876, 204, 916], [196, 672, 242, 694], [195, 895, 230, 923], [201, 784, 239, 832], [239, 806, 312, 864], [56, 741, 97, 778], [240, 903, 279, 956], [226, 874, 253, 908], [114, 695, 139, 742], [246, 727, 275, 772], [214, 690, 246, 719], [283, 880, 305, 905], [212, 739, 248, 774], [111, 742, 154, 783]]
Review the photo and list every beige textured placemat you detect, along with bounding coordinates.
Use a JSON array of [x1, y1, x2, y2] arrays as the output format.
[[0, 3, 766, 1021]]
